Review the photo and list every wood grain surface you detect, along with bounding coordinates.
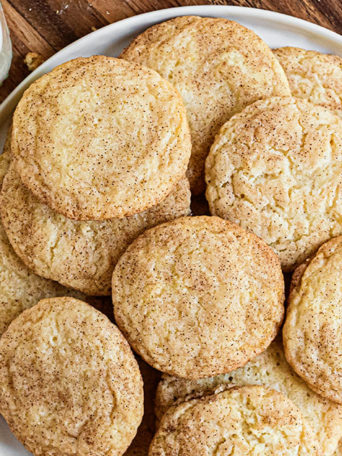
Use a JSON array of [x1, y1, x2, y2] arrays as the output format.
[[1, 0, 342, 103]]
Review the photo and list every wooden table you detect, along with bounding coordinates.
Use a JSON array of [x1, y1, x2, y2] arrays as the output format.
[[1, 0, 342, 103]]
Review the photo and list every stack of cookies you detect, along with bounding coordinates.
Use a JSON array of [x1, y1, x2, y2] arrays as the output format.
[[0, 14, 342, 456]]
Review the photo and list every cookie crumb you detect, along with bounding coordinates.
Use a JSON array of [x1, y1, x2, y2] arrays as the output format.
[[24, 52, 45, 72]]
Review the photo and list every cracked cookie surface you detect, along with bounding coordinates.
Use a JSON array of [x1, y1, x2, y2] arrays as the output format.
[[0, 297, 144, 456], [11, 56, 191, 220], [0, 162, 190, 295], [205, 97, 342, 271], [0, 142, 91, 334], [274, 47, 342, 114], [149, 385, 319, 456], [156, 338, 342, 456], [0, 221, 89, 336], [284, 235, 342, 404], [113, 216, 284, 379], [121, 16, 290, 194]]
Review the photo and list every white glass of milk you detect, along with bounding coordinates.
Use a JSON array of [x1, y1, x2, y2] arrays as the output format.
[[0, 2, 11, 84]]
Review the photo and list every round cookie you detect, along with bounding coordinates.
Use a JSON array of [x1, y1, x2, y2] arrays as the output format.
[[113, 216, 284, 379], [149, 385, 319, 455], [121, 15, 290, 194], [274, 47, 342, 114], [0, 297, 144, 456], [283, 235, 342, 404], [156, 338, 342, 456], [0, 163, 190, 295], [11, 56, 191, 220], [205, 96, 342, 271]]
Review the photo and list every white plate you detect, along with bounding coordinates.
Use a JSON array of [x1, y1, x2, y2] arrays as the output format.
[[0, 5, 342, 455]]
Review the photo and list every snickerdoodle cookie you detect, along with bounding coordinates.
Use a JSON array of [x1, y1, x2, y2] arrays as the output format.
[[0, 162, 190, 295], [0, 297, 144, 456], [113, 216, 284, 379], [121, 16, 290, 194], [206, 96, 342, 271], [156, 338, 342, 456], [284, 235, 342, 404], [274, 47, 342, 114], [11, 56, 191, 220], [149, 385, 319, 455]]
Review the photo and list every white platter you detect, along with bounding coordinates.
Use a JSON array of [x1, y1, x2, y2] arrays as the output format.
[[0, 5, 342, 455]]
